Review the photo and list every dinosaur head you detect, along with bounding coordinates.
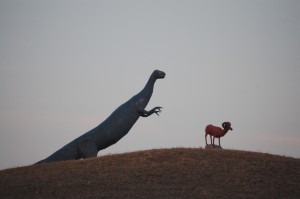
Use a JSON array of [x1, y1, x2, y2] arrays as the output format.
[[154, 70, 166, 79]]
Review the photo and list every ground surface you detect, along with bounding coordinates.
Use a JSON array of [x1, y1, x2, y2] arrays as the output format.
[[1, 148, 300, 198]]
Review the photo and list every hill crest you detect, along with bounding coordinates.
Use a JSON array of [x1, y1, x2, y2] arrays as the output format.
[[1, 148, 299, 198]]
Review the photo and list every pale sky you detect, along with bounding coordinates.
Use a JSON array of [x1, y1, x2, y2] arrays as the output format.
[[1, 0, 300, 169]]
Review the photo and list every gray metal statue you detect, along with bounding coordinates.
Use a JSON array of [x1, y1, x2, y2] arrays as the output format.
[[36, 70, 166, 164]]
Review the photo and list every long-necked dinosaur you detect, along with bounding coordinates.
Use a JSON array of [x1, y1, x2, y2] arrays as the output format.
[[36, 70, 166, 164]]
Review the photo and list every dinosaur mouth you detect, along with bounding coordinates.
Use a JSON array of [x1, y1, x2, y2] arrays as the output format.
[[159, 71, 166, 78]]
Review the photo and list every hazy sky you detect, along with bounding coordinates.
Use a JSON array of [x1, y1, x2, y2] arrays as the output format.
[[1, 0, 300, 169]]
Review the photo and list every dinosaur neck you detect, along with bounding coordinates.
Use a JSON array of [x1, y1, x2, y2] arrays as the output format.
[[135, 72, 156, 107], [144, 72, 156, 92]]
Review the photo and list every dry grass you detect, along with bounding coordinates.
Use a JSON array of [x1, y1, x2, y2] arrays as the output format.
[[1, 148, 300, 198]]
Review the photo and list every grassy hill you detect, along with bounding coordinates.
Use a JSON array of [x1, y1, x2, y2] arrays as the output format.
[[1, 148, 299, 198]]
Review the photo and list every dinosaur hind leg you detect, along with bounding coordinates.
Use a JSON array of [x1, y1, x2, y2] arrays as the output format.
[[77, 139, 98, 159]]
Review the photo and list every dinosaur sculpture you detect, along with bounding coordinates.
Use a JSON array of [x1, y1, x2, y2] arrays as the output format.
[[36, 70, 166, 164]]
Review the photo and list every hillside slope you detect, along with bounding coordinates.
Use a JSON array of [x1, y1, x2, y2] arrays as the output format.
[[1, 148, 299, 198]]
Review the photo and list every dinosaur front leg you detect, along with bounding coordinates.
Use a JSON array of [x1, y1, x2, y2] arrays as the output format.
[[138, 107, 162, 117]]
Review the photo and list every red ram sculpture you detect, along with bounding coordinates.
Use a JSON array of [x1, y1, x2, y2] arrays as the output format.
[[205, 122, 233, 147]]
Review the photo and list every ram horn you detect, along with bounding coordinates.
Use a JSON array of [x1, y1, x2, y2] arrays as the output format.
[[222, 122, 226, 128]]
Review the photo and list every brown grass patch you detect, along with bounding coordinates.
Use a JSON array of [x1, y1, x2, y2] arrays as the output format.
[[1, 148, 299, 198]]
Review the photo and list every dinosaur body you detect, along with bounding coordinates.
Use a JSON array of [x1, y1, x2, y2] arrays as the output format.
[[36, 70, 165, 164]]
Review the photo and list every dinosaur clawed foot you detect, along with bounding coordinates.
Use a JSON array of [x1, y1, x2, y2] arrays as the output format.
[[154, 107, 163, 116]]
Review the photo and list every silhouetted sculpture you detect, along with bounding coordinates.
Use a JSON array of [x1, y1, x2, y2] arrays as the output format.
[[36, 70, 166, 164], [205, 122, 233, 147]]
